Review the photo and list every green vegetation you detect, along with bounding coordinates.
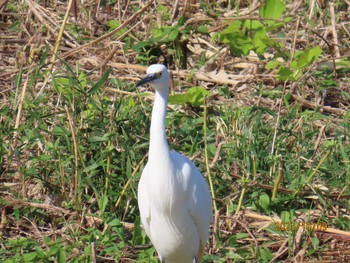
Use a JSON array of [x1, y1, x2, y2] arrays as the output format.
[[1, 0, 349, 262]]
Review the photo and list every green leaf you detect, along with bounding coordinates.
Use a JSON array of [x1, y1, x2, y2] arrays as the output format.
[[15, 69, 22, 89], [292, 46, 322, 70], [157, 4, 171, 20], [107, 217, 122, 227], [225, 233, 249, 246], [253, 29, 269, 54], [276, 66, 295, 81], [88, 132, 113, 142], [131, 40, 152, 52], [83, 163, 100, 173], [53, 126, 69, 136], [78, 71, 87, 90], [196, 25, 208, 34], [123, 37, 131, 54], [39, 45, 49, 66], [258, 247, 273, 261], [57, 248, 66, 263], [243, 20, 264, 30], [168, 87, 211, 106], [281, 211, 292, 222], [35, 246, 45, 258], [108, 19, 120, 30], [168, 28, 179, 41], [312, 236, 320, 248], [259, 193, 270, 211], [260, 0, 285, 19], [306, 46, 322, 63], [88, 69, 110, 94], [23, 252, 37, 261], [32, 154, 51, 161], [132, 217, 143, 245], [265, 60, 282, 69], [98, 194, 108, 214]]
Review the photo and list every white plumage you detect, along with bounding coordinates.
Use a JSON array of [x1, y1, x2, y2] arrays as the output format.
[[136, 64, 213, 263]]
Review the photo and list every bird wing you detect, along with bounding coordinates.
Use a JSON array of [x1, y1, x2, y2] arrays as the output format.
[[172, 152, 213, 254], [188, 165, 213, 243], [137, 164, 152, 238], [188, 167, 212, 262]]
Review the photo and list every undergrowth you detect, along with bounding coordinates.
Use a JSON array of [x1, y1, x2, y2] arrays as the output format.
[[1, 0, 350, 262]]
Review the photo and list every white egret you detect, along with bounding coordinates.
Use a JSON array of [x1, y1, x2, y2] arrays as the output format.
[[136, 64, 213, 263]]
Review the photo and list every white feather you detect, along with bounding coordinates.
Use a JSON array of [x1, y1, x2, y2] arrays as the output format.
[[137, 64, 213, 263]]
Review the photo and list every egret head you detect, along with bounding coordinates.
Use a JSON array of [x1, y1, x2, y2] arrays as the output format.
[[136, 64, 170, 91]]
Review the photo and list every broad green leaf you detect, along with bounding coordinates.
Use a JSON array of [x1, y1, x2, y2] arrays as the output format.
[[169, 87, 211, 106], [265, 60, 282, 69], [168, 29, 179, 41], [107, 217, 122, 227], [108, 19, 120, 30], [131, 40, 152, 52], [157, 4, 171, 20], [57, 248, 66, 263], [277, 66, 295, 81], [107, 20, 127, 36], [151, 27, 173, 41], [196, 25, 208, 34], [292, 46, 322, 69], [98, 194, 108, 214], [234, 36, 254, 55], [306, 46, 322, 63], [23, 252, 37, 261], [243, 20, 264, 29], [35, 246, 45, 258], [253, 29, 269, 54], [54, 77, 70, 86], [259, 193, 270, 210], [281, 211, 292, 222], [312, 237, 320, 248], [78, 71, 87, 90], [260, 0, 285, 19]]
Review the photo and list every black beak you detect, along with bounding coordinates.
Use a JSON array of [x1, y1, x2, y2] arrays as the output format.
[[136, 74, 157, 87]]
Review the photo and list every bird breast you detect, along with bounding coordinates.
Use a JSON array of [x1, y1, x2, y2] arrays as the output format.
[[147, 161, 188, 213]]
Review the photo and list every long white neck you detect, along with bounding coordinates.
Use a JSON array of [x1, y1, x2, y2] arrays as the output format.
[[148, 87, 170, 162]]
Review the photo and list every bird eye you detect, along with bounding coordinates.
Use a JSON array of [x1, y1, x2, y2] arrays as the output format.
[[154, 72, 162, 79]]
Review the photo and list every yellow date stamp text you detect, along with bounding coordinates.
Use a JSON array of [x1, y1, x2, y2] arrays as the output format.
[[274, 221, 328, 231]]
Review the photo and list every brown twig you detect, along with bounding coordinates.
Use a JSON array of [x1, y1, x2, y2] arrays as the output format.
[[329, 1, 341, 57], [292, 94, 347, 116], [25, 0, 56, 35], [60, 0, 155, 60]]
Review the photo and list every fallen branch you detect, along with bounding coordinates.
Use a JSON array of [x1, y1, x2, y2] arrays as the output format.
[[292, 94, 347, 116]]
